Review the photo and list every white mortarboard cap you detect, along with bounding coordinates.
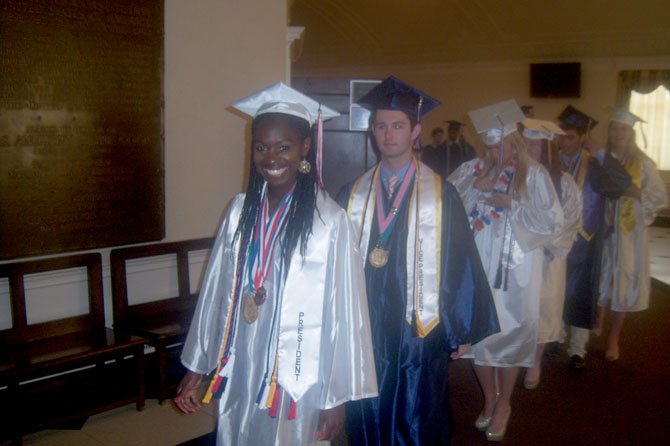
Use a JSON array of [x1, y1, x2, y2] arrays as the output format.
[[231, 81, 339, 125], [468, 99, 525, 146], [610, 108, 645, 127], [521, 118, 566, 140]]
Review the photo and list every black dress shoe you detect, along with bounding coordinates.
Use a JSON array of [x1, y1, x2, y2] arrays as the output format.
[[545, 341, 564, 359], [569, 354, 585, 370]]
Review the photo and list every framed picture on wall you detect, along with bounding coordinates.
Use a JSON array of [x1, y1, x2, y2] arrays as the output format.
[[349, 80, 381, 131]]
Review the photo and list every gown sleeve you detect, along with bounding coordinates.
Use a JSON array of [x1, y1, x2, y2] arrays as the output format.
[[439, 182, 500, 348], [640, 157, 668, 226], [547, 173, 583, 258], [319, 202, 378, 409], [510, 164, 565, 252], [447, 159, 480, 214], [181, 194, 244, 375], [595, 151, 633, 199]]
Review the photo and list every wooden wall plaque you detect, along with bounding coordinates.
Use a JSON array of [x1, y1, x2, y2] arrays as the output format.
[[0, 0, 164, 260]]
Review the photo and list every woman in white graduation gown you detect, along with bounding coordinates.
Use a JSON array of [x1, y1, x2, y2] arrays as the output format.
[[521, 119, 582, 389], [173, 83, 378, 446], [595, 108, 667, 361], [448, 101, 564, 442]]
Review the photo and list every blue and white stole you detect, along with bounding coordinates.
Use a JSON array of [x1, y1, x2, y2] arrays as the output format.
[[346, 160, 442, 337]]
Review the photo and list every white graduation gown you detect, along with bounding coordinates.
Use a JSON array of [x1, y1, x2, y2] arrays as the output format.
[[538, 173, 582, 343], [181, 190, 378, 446], [449, 159, 564, 367], [599, 155, 667, 312]]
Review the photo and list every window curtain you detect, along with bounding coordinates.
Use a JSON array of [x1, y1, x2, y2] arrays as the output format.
[[616, 70, 670, 106], [618, 70, 670, 171]]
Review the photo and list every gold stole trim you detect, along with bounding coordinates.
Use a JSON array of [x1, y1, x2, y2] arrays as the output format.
[[574, 150, 595, 242], [347, 161, 442, 338], [619, 155, 643, 234]]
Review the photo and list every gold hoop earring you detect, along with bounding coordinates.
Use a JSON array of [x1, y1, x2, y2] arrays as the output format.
[[298, 159, 311, 174]]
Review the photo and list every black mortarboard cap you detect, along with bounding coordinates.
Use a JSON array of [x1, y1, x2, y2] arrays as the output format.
[[558, 105, 598, 131], [445, 120, 466, 130], [357, 76, 441, 121]]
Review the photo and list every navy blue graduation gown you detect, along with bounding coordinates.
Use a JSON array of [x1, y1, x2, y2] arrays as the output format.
[[563, 148, 642, 329], [337, 178, 498, 446]]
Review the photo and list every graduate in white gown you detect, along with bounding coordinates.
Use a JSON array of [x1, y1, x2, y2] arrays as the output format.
[[173, 83, 378, 446], [594, 108, 667, 361], [520, 119, 582, 389], [448, 100, 564, 442]]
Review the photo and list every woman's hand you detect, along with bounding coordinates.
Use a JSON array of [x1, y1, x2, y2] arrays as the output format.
[[623, 184, 641, 199], [316, 404, 345, 441], [483, 193, 512, 209], [173, 371, 204, 414], [451, 344, 471, 360], [474, 176, 495, 192]]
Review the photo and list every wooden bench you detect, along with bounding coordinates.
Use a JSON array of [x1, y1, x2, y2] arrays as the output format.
[[0, 253, 146, 444], [110, 237, 214, 403]]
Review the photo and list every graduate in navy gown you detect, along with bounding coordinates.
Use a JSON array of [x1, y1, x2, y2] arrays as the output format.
[[337, 76, 499, 446]]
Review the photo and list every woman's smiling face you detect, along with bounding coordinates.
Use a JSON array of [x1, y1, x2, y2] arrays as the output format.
[[252, 116, 310, 197]]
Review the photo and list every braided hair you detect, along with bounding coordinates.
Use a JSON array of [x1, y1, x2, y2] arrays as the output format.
[[233, 113, 318, 273]]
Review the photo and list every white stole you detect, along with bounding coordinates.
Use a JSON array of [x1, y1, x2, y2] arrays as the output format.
[[347, 161, 442, 337], [275, 202, 328, 401]]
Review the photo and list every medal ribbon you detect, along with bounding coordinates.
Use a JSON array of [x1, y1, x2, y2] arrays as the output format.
[[347, 163, 441, 338], [374, 162, 416, 245], [247, 183, 296, 293], [469, 159, 516, 234]]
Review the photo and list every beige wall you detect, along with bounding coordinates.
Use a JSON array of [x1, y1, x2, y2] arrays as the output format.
[[165, 0, 288, 241], [295, 57, 670, 155], [0, 1, 289, 329]]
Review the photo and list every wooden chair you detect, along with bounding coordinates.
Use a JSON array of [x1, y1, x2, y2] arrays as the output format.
[[110, 237, 214, 403], [0, 253, 146, 444]]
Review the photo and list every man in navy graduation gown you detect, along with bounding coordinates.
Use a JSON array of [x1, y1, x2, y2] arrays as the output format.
[[337, 76, 499, 445], [558, 105, 630, 370]]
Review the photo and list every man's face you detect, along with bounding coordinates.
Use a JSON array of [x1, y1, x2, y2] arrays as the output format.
[[558, 129, 584, 156], [432, 131, 445, 145], [372, 110, 421, 161], [448, 127, 460, 141]]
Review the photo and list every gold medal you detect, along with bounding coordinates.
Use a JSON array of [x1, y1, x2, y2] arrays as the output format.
[[369, 246, 389, 268], [254, 286, 267, 305], [243, 293, 259, 324]]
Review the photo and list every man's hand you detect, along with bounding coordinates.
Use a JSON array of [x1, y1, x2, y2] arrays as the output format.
[[316, 404, 345, 441], [173, 371, 204, 414]]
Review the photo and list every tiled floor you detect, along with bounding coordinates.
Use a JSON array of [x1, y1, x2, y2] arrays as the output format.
[[7, 226, 669, 446]]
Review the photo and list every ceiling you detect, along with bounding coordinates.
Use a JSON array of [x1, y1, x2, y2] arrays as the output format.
[[290, 0, 670, 73]]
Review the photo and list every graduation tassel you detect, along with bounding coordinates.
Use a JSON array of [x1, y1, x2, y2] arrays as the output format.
[[268, 385, 281, 418], [584, 118, 592, 150], [316, 106, 324, 189], [493, 262, 503, 289], [288, 399, 297, 420], [640, 121, 648, 149]]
